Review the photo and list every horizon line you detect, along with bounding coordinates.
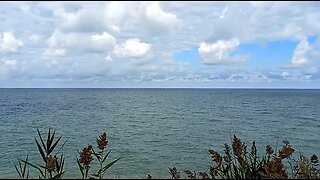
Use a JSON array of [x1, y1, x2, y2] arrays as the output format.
[[0, 87, 320, 90]]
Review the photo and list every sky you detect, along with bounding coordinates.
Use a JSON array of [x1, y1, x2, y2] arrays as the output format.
[[0, 1, 320, 88]]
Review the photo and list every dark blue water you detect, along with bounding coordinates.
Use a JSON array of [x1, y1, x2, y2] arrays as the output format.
[[0, 88, 319, 178]]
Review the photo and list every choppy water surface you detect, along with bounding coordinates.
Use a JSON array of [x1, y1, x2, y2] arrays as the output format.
[[0, 88, 319, 178]]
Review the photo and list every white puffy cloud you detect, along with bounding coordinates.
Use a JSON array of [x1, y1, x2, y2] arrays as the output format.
[[144, 2, 181, 33], [43, 30, 116, 58], [104, 2, 134, 33], [198, 38, 240, 65], [52, 1, 181, 37], [0, 32, 24, 53], [111, 38, 152, 63], [289, 38, 311, 66], [285, 37, 320, 70], [89, 32, 116, 52], [162, 1, 320, 49], [46, 30, 79, 49], [53, 2, 137, 34], [54, 5, 107, 33]]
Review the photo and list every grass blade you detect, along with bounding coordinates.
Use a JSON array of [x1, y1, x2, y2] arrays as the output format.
[[26, 166, 29, 179], [60, 156, 65, 174], [55, 138, 69, 156], [35, 138, 46, 162], [101, 157, 121, 173], [52, 171, 65, 179], [48, 136, 61, 155], [13, 162, 22, 178], [37, 128, 47, 154], [47, 128, 51, 153], [56, 154, 64, 173], [92, 149, 102, 161], [76, 158, 84, 177], [18, 159, 23, 175], [22, 154, 29, 177], [20, 159, 45, 178], [48, 130, 56, 152], [91, 173, 100, 177], [85, 167, 89, 179], [102, 150, 111, 163]]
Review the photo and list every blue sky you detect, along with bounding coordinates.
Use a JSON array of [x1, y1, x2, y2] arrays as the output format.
[[0, 1, 320, 88]]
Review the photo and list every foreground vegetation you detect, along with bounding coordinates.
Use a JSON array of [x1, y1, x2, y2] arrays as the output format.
[[14, 129, 319, 179], [14, 128, 121, 179], [168, 135, 319, 179]]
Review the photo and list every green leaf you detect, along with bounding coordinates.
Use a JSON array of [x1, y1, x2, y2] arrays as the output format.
[[48, 136, 61, 155], [232, 163, 240, 179], [13, 162, 22, 178], [60, 157, 65, 174], [52, 171, 65, 179], [102, 150, 111, 163], [18, 159, 24, 176], [56, 155, 61, 172], [22, 154, 29, 177], [20, 159, 45, 178], [47, 128, 51, 153], [91, 148, 102, 162], [93, 153, 102, 162], [37, 128, 47, 153], [101, 157, 121, 173], [48, 130, 56, 152], [35, 138, 46, 163], [76, 158, 84, 177], [85, 167, 90, 179], [55, 138, 69, 156], [26, 167, 29, 179], [57, 154, 65, 174], [91, 173, 100, 177]]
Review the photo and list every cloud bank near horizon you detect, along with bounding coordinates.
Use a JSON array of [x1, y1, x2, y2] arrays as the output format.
[[0, 1, 320, 88]]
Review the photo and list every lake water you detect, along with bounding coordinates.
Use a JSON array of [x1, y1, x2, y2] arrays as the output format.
[[0, 88, 319, 178]]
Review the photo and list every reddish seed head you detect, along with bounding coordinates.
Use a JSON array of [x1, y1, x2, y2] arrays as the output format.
[[279, 146, 295, 159], [46, 155, 56, 173], [266, 145, 274, 155], [97, 132, 108, 150], [311, 154, 318, 164], [79, 145, 93, 167]]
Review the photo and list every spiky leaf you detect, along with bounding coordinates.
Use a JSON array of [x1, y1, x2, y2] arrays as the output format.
[[35, 138, 46, 162], [48, 136, 61, 155], [37, 128, 47, 153], [102, 150, 111, 163], [20, 160, 45, 178], [13, 162, 22, 178], [47, 128, 51, 153], [101, 157, 121, 173]]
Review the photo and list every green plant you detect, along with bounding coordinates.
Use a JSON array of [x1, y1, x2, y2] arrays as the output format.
[[77, 132, 121, 179], [17, 128, 66, 179], [170, 135, 320, 179], [14, 129, 121, 179], [13, 154, 30, 179]]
